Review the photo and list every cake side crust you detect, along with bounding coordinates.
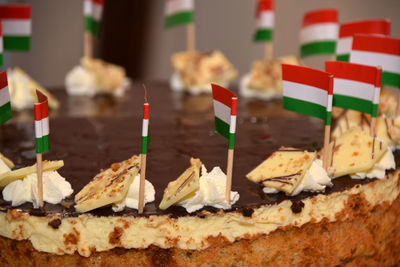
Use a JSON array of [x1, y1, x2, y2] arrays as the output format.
[[0, 170, 399, 257], [1, 175, 399, 266]]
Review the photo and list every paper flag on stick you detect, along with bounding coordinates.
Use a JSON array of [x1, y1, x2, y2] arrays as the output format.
[[350, 34, 400, 89], [84, 0, 104, 37], [34, 90, 49, 154], [254, 0, 274, 42], [0, 4, 31, 51], [336, 19, 390, 62], [299, 8, 338, 58], [164, 0, 194, 28], [0, 71, 11, 124], [326, 61, 381, 117]]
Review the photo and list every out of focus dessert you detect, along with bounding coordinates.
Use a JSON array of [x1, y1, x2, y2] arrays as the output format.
[[65, 57, 129, 97], [8, 67, 59, 111], [240, 55, 301, 100], [170, 50, 238, 94]]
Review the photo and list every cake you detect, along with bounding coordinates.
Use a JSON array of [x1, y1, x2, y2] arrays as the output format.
[[65, 57, 129, 97], [170, 50, 238, 94], [0, 83, 399, 266], [7, 67, 59, 111], [239, 55, 302, 100]]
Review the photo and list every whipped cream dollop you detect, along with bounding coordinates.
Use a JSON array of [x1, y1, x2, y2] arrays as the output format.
[[112, 174, 155, 212], [170, 72, 228, 95], [351, 148, 395, 179], [178, 165, 240, 213], [2, 171, 73, 208], [263, 159, 332, 196], [65, 66, 97, 97], [65, 66, 129, 97], [239, 73, 281, 101]]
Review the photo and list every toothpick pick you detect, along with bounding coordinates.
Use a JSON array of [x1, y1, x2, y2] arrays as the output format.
[[186, 23, 195, 51], [264, 42, 273, 61], [36, 153, 44, 208], [138, 154, 147, 214], [84, 31, 93, 58]]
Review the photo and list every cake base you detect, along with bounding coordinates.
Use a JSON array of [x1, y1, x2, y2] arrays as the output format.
[[2, 184, 400, 267]]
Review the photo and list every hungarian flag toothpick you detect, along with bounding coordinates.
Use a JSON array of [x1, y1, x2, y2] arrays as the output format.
[[0, 71, 11, 124], [138, 87, 150, 214], [349, 35, 400, 115], [336, 19, 390, 62], [84, 0, 104, 37], [0, 4, 31, 51], [34, 90, 49, 208], [299, 8, 338, 58], [212, 83, 237, 202], [325, 61, 381, 136], [83, 0, 104, 58], [282, 64, 333, 169], [253, 0, 274, 61], [0, 22, 3, 66], [164, 0, 195, 51]]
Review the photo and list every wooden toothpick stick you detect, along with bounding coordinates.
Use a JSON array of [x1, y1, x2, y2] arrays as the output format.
[[138, 84, 149, 214], [264, 42, 273, 61], [36, 153, 43, 208], [186, 23, 195, 51], [84, 31, 93, 58]]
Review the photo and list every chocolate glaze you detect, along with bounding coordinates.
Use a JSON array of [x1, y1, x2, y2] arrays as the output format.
[[0, 82, 397, 218]]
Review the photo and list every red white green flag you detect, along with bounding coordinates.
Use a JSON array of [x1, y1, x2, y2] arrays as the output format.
[[141, 103, 149, 155], [326, 61, 381, 117], [282, 64, 333, 125], [350, 35, 400, 88], [299, 8, 338, 58], [212, 84, 237, 150], [0, 22, 3, 66], [0, 71, 11, 124], [84, 0, 104, 36], [0, 4, 31, 51], [336, 20, 390, 62], [34, 90, 49, 154], [253, 0, 274, 42], [165, 0, 194, 28]]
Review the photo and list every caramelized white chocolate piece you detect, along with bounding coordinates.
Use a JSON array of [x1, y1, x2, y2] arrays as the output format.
[[159, 158, 201, 210], [0, 160, 64, 188], [0, 153, 14, 169], [74, 155, 140, 213], [246, 149, 316, 194], [328, 128, 387, 178]]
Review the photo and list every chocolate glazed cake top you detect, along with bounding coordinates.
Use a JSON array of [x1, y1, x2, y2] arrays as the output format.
[[0, 82, 393, 218]]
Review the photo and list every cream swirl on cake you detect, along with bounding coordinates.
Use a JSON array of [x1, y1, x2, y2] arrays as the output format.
[[112, 174, 155, 212], [178, 165, 239, 212]]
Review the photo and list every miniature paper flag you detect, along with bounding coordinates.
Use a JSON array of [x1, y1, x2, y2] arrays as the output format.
[[84, 0, 104, 36], [0, 22, 3, 65], [212, 84, 237, 150], [253, 0, 274, 42], [326, 61, 381, 117], [164, 0, 194, 28], [34, 90, 49, 154], [141, 103, 149, 155], [0, 71, 11, 125], [336, 19, 390, 62], [282, 64, 333, 125], [0, 4, 31, 51], [350, 35, 400, 88], [299, 8, 338, 58]]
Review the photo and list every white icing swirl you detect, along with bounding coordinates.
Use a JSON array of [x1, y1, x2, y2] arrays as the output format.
[[2, 171, 73, 208], [178, 165, 240, 213], [112, 174, 155, 212]]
